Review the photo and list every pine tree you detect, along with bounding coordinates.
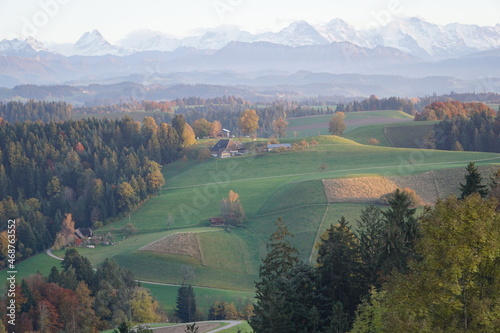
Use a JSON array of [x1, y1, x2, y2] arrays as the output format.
[[357, 205, 384, 288], [251, 218, 299, 333], [175, 284, 197, 322], [379, 189, 419, 276], [316, 217, 361, 328], [460, 162, 488, 198]]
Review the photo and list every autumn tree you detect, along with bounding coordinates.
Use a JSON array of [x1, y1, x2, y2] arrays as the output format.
[[380, 195, 500, 332], [272, 117, 288, 138], [329, 112, 346, 136], [53, 213, 76, 250], [460, 162, 488, 198], [210, 120, 222, 138], [131, 287, 162, 323], [238, 109, 260, 137], [192, 118, 212, 138], [220, 190, 246, 226]]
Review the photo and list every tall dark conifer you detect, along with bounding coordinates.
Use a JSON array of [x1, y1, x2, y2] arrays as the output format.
[[460, 162, 488, 198]]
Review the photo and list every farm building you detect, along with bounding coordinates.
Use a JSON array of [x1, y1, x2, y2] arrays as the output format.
[[210, 217, 226, 227], [75, 228, 93, 239], [210, 139, 246, 158], [267, 143, 292, 151]]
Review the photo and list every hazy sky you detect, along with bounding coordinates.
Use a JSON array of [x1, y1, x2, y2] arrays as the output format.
[[1, 0, 499, 43]]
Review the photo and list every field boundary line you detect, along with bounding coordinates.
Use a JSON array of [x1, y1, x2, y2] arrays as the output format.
[[309, 204, 330, 264], [383, 127, 395, 147]]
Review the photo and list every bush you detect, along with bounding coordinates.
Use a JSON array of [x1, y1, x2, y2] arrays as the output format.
[[368, 138, 380, 145], [197, 148, 212, 160]]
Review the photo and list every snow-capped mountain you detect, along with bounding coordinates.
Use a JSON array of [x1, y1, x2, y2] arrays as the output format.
[[0, 36, 47, 55], [254, 20, 329, 46], [49, 30, 130, 56], [1, 17, 500, 60]]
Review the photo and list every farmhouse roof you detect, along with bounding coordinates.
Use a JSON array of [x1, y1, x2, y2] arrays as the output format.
[[211, 139, 243, 152], [75, 228, 93, 239]]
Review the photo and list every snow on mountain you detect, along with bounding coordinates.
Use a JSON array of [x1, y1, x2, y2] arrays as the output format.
[[372, 17, 500, 59], [317, 19, 370, 47], [0, 36, 46, 55], [7, 18, 500, 59], [255, 21, 329, 46], [50, 30, 130, 56], [119, 30, 183, 52]]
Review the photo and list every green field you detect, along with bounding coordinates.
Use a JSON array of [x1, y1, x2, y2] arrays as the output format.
[[286, 110, 414, 137], [81, 134, 500, 293], [345, 121, 437, 147]]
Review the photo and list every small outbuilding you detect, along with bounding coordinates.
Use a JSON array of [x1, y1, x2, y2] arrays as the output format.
[[210, 217, 226, 227]]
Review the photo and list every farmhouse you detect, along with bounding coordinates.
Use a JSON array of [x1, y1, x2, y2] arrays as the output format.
[[267, 143, 292, 151], [210, 139, 245, 158], [210, 217, 226, 227], [75, 228, 93, 240]]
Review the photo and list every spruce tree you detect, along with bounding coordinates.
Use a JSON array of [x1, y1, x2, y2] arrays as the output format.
[[460, 162, 488, 198], [379, 189, 418, 276], [316, 217, 361, 328], [176, 284, 197, 322], [251, 218, 299, 333]]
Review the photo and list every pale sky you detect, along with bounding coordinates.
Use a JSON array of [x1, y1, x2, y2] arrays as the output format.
[[1, 0, 499, 43]]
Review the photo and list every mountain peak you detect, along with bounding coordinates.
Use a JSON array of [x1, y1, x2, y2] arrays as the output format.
[[76, 30, 107, 46]]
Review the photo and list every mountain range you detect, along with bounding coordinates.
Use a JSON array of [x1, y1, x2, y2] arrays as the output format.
[[0, 17, 499, 98], [3, 17, 500, 59]]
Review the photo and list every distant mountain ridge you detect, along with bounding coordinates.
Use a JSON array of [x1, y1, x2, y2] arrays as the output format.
[[1, 17, 499, 59]]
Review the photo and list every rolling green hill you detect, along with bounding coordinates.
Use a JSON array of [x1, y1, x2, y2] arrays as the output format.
[[286, 110, 414, 137], [24, 131, 499, 314], [87, 136, 500, 292]]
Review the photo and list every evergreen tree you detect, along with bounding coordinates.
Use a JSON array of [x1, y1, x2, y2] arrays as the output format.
[[316, 217, 361, 329], [175, 284, 197, 322], [379, 189, 419, 276], [356, 205, 384, 289], [251, 218, 299, 333], [460, 162, 488, 198]]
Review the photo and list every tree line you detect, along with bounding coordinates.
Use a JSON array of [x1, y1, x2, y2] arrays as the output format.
[[426, 110, 500, 152], [251, 164, 500, 332], [0, 113, 199, 265], [0, 100, 73, 123], [336, 95, 416, 115], [415, 101, 495, 121]]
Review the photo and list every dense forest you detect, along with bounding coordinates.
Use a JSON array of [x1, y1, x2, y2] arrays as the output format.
[[428, 111, 500, 152], [0, 112, 189, 265], [0, 101, 73, 123]]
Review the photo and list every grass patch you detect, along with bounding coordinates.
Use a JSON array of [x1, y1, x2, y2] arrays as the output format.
[[143, 283, 254, 313], [345, 121, 437, 147], [385, 122, 437, 148], [0, 252, 62, 291], [113, 250, 257, 291], [218, 322, 253, 332]]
